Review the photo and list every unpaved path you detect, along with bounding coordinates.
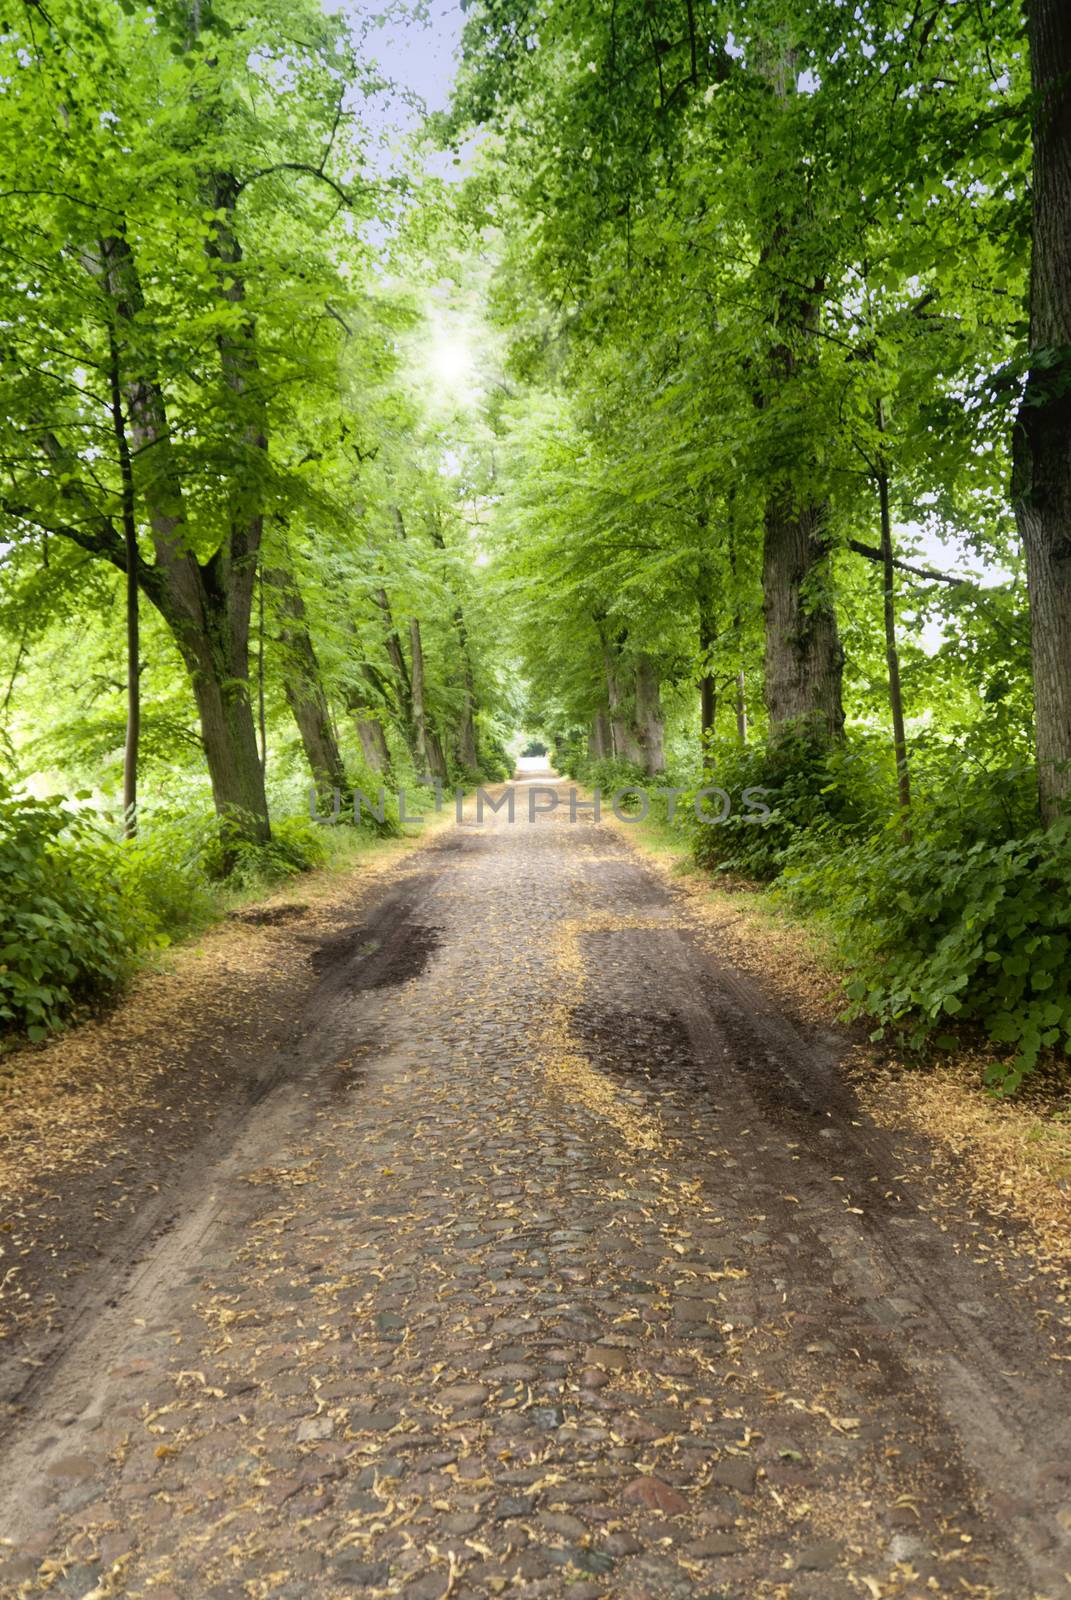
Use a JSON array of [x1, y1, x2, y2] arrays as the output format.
[[0, 775, 1069, 1600]]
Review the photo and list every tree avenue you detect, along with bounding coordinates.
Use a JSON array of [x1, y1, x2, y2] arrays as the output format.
[[1, 0, 1070, 1091]]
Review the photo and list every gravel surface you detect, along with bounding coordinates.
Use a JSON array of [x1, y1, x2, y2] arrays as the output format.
[[0, 775, 1069, 1599]]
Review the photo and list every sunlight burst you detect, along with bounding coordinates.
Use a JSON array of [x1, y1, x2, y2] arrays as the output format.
[[428, 332, 475, 392]]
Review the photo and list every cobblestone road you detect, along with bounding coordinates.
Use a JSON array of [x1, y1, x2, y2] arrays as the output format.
[[1, 779, 1069, 1599]]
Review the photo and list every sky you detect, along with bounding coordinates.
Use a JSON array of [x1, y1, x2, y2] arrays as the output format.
[[334, 0, 468, 173], [370, 2, 466, 119]]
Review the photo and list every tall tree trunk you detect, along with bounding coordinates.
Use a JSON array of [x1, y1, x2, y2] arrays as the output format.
[[264, 540, 348, 800], [697, 574, 717, 767], [735, 669, 748, 746], [343, 656, 393, 777], [180, 628, 274, 825], [700, 675, 716, 749], [634, 655, 665, 776], [588, 708, 612, 760], [754, 33, 845, 746], [762, 496, 845, 741], [409, 618, 449, 781], [456, 668, 479, 773], [201, 175, 272, 815], [1013, 0, 1071, 824], [452, 612, 479, 774], [601, 630, 645, 766], [355, 712, 392, 776], [105, 320, 139, 837], [425, 514, 480, 772], [183, 606, 267, 836], [257, 561, 267, 775], [91, 231, 270, 843], [372, 587, 414, 732], [876, 404, 911, 816], [727, 509, 748, 746]]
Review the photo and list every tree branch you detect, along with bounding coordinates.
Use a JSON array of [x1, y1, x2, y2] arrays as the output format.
[[847, 537, 964, 585], [235, 162, 362, 208]]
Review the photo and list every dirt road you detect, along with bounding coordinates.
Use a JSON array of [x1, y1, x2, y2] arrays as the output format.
[[1, 775, 1069, 1599]]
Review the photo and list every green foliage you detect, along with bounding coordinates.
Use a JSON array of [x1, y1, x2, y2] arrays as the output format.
[[204, 812, 330, 888], [781, 813, 1071, 1095], [444, 0, 1059, 1091], [0, 777, 342, 1044], [113, 818, 216, 942], [0, 781, 151, 1040], [475, 725, 516, 783], [581, 757, 649, 799], [680, 734, 885, 880], [549, 730, 586, 779], [0, 0, 1062, 1100]]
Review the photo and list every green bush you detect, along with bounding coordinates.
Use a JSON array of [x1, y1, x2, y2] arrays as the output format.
[[582, 755, 648, 797], [114, 815, 215, 941], [680, 733, 886, 879], [550, 728, 585, 778], [667, 735, 1066, 1090], [780, 810, 1071, 1093], [0, 779, 348, 1044], [0, 781, 150, 1039], [204, 810, 330, 887], [477, 728, 515, 783]]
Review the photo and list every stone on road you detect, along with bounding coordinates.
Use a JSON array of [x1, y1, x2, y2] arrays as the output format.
[[0, 776, 1069, 1599]]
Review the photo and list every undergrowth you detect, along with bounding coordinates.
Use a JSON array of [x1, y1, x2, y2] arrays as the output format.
[[0, 775, 415, 1045]]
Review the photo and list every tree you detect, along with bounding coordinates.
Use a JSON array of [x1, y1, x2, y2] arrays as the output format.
[[0, 0, 371, 842], [1014, 0, 1071, 824]]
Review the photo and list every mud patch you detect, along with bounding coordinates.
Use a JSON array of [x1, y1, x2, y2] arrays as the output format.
[[312, 918, 440, 991], [571, 1002, 695, 1087]]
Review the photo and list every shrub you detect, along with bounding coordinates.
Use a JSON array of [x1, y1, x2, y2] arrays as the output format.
[[780, 811, 1071, 1093], [0, 781, 346, 1044], [581, 755, 648, 798], [550, 728, 585, 778], [114, 814, 215, 941], [205, 810, 330, 887], [680, 732, 886, 879], [477, 729, 514, 783], [0, 781, 149, 1039]]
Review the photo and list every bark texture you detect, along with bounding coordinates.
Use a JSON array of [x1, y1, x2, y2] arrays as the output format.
[[93, 233, 270, 839], [762, 496, 845, 741], [265, 555, 347, 800], [604, 645, 645, 766], [356, 715, 392, 775], [409, 618, 449, 782], [1013, 0, 1071, 822], [697, 572, 717, 763], [876, 405, 911, 816], [634, 655, 666, 775], [373, 586, 414, 735], [588, 709, 612, 761], [105, 319, 140, 836], [753, 34, 845, 746], [343, 665, 393, 776], [426, 516, 480, 773]]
